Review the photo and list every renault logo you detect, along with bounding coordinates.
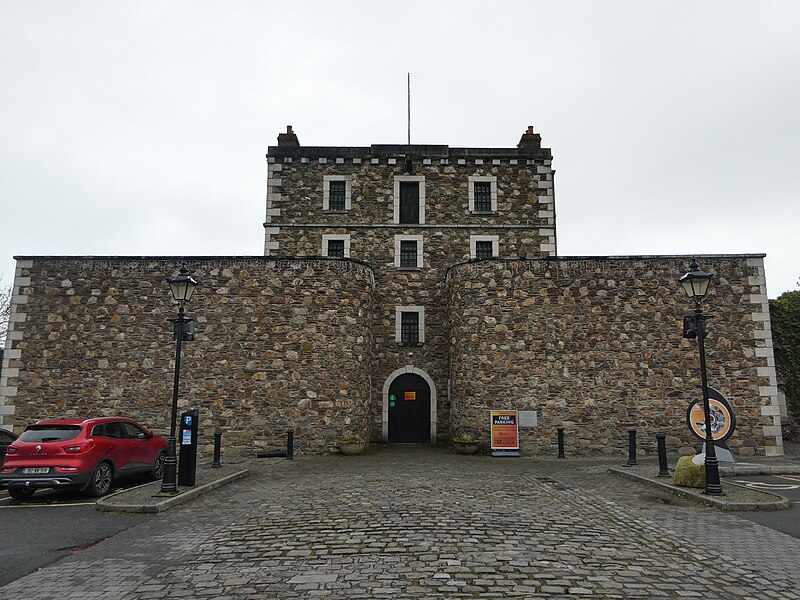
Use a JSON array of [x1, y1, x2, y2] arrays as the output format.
[[35, 445, 42, 452]]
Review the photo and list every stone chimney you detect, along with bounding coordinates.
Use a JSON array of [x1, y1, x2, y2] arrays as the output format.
[[277, 125, 300, 147], [517, 125, 541, 150]]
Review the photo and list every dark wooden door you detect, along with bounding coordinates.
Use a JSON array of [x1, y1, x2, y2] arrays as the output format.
[[388, 373, 431, 443]]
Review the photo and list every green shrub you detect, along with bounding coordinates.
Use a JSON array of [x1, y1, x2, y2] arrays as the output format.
[[770, 288, 800, 424]]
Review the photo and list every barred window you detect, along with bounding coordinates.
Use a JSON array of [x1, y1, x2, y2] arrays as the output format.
[[328, 180, 346, 211], [401, 311, 420, 344], [468, 176, 496, 213], [473, 181, 492, 212], [400, 240, 418, 268], [475, 240, 493, 260], [327, 239, 345, 258]]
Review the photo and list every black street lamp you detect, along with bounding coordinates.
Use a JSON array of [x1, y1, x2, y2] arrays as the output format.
[[679, 258, 723, 496], [160, 264, 199, 495]]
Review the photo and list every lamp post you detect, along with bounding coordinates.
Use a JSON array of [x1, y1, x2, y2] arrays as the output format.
[[160, 263, 199, 495], [678, 258, 723, 496]]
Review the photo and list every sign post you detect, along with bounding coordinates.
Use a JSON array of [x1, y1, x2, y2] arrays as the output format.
[[490, 410, 520, 457], [686, 387, 737, 464]]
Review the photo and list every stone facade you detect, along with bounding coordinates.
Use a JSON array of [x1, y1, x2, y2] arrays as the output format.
[[446, 256, 782, 457], [265, 129, 556, 444], [0, 126, 784, 456], [0, 257, 375, 455]]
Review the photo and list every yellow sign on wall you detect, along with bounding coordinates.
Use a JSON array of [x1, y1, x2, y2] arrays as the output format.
[[404, 391, 416, 401]]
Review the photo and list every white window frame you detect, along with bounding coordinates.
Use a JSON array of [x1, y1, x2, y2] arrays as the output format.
[[322, 234, 351, 258], [393, 175, 426, 224], [395, 305, 425, 344], [469, 234, 499, 259], [468, 176, 498, 213], [323, 175, 352, 211], [394, 234, 424, 269]]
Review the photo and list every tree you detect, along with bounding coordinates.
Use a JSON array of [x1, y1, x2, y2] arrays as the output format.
[[0, 276, 11, 349], [770, 284, 800, 431]]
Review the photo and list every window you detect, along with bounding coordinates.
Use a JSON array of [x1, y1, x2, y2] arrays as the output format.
[[394, 235, 424, 269], [399, 182, 419, 223], [328, 180, 346, 211], [327, 239, 345, 257], [395, 306, 425, 344], [475, 240, 493, 259], [323, 175, 351, 211], [322, 234, 351, 258], [400, 241, 417, 267], [120, 421, 148, 439], [401, 312, 419, 343], [469, 235, 499, 259], [468, 176, 497, 213], [393, 176, 426, 224], [19, 425, 81, 442], [92, 422, 124, 439], [473, 182, 492, 212]]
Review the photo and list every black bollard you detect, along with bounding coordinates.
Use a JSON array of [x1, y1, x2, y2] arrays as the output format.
[[626, 428, 638, 466], [212, 430, 222, 468], [557, 427, 565, 459], [656, 433, 669, 477], [286, 430, 294, 460]]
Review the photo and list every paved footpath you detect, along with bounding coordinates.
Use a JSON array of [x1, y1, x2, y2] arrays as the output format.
[[2, 447, 799, 600]]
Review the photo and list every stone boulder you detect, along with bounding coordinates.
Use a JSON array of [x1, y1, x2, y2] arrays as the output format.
[[673, 455, 705, 488]]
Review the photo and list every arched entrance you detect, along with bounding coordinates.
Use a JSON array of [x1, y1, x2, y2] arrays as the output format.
[[382, 367, 437, 444]]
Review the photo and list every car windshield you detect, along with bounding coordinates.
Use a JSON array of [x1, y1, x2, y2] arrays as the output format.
[[19, 425, 82, 443]]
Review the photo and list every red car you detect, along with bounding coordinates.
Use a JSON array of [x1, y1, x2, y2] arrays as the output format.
[[0, 417, 168, 500]]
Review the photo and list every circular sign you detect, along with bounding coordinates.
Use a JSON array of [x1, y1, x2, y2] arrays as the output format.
[[686, 388, 736, 442]]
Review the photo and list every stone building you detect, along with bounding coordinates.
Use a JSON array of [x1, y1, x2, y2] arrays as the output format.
[[0, 127, 786, 457]]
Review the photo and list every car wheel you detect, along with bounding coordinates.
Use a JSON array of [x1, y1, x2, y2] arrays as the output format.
[[8, 488, 35, 501], [86, 461, 113, 497], [152, 452, 166, 480]]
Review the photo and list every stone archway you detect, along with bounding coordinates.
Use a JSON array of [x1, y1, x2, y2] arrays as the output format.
[[382, 366, 437, 444]]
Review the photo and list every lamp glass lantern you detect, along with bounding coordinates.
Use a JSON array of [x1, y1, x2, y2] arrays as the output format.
[[678, 258, 712, 301], [168, 265, 199, 304]]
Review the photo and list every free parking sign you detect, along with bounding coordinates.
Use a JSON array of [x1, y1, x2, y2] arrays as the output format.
[[490, 410, 519, 451]]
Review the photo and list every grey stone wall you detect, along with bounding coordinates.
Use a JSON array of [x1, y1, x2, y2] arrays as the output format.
[[265, 145, 557, 442], [446, 255, 782, 457], [0, 257, 375, 455], [265, 158, 556, 239]]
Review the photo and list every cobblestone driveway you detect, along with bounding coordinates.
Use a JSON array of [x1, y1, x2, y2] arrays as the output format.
[[2, 446, 799, 599]]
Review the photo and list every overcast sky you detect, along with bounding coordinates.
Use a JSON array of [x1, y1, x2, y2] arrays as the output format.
[[1, 1, 798, 298]]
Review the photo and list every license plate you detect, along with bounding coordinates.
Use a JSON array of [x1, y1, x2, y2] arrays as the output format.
[[22, 467, 50, 475]]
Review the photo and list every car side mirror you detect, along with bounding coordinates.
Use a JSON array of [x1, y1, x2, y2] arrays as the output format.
[[137, 432, 148, 440]]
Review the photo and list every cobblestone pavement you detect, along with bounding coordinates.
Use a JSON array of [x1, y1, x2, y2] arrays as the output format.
[[2, 447, 799, 599]]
